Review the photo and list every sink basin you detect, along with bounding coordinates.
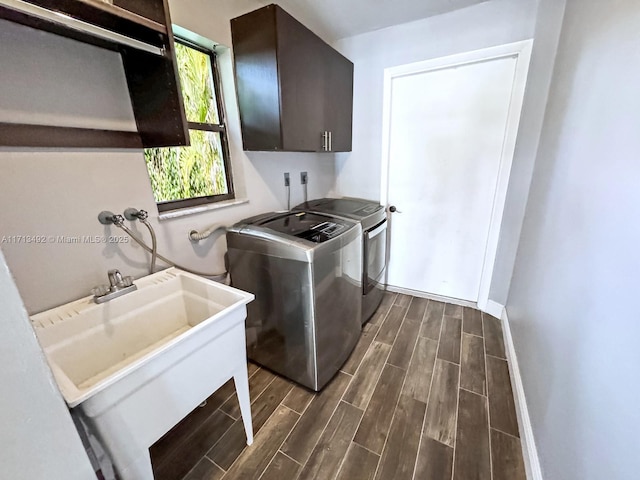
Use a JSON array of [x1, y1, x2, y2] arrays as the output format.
[[30, 268, 255, 480]]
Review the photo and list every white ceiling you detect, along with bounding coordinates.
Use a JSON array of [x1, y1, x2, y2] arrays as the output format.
[[247, 0, 488, 41]]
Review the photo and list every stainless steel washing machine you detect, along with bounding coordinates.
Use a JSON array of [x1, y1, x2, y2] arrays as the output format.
[[294, 198, 387, 323], [226, 211, 362, 391]]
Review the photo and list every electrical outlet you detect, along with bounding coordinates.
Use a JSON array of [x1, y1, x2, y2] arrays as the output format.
[[284, 172, 290, 187], [300, 171, 308, 185]]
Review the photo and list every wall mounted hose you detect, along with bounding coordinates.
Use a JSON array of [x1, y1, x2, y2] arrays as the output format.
[[99, 210, 227, 280], [188, 223, 228, 242], [123, 208, 157, 274]]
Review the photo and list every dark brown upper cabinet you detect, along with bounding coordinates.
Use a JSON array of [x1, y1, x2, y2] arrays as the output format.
[[0, 0, 188, 148], [231, 4, 354, 152]]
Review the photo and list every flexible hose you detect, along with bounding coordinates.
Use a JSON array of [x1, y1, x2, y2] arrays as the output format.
[[115, 223, 227, 279], [141, 219, 157, 274], [188, 223, 227, 242]]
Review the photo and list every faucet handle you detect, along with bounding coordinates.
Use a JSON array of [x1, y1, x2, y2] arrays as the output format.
[[108, 269, 124, 287], [92, 285, 110, 297]]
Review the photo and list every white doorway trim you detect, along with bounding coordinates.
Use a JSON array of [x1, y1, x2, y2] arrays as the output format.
[[380, 39, 533, 313]]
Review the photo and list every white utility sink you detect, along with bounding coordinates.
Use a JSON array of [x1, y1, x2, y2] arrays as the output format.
[[30, 268, 255, 480]]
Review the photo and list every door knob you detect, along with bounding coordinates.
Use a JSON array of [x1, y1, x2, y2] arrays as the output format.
[[389, 205, 401, 213]]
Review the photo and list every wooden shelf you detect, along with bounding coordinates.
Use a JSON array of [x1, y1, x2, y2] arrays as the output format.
[[0, 0, 189, 149], [16, 0, 167, 46], [77, 0, 165, 32], [0, 123, 143, 148]]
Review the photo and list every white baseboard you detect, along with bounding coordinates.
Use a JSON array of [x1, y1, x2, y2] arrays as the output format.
[[483, 299, 505, 318], [385, 285, 476, 308], [501, 309, 543, 480]]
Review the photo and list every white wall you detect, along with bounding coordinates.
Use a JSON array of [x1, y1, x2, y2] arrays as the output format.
[[0, 248, 95, 479], [0, 0, 336, 314], [507, 0, 640, 478], [0, 20, 136, 130], [333, 0, 538, 201], [167, 0, 264, 47], [489, 0, 567, 304]]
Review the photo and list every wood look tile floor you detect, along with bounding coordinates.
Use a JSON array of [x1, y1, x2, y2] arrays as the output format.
[[150, 293, 526, 480]]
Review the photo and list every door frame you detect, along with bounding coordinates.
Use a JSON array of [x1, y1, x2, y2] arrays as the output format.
[[380, 40, 533, 312]]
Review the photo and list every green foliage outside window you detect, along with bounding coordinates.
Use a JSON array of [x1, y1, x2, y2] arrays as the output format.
[[144, 42, 229, 203], [177, 42, 218, 125]]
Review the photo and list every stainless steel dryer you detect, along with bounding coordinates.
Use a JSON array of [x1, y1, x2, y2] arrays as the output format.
[[294, 198, 387, 323], [226, 211, 362, 391]]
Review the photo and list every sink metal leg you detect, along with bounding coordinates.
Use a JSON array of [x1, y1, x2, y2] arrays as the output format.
[[234, 368, 254, 445]]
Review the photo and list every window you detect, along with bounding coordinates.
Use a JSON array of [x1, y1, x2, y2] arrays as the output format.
[[144, 38, 234, 212]]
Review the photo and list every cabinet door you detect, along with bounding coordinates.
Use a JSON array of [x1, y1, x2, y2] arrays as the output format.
[[231, 6, 282, 150], [277, 7, 326, 152], [324, 48, 353, 152]]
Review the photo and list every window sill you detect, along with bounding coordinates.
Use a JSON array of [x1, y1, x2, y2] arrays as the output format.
[[158, 198, 249, 221]]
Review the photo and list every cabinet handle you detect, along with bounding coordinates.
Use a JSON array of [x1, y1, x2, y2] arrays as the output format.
[[328, 131, 332, 152], [322, 131, 328, 151]]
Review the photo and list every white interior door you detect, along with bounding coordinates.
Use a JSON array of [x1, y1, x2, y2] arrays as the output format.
[[384, 44, 530, 303]]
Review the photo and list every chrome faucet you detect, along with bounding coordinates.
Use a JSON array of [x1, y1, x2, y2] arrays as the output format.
[[92, 269, 137, 304], [108, 269, 124, 287]]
